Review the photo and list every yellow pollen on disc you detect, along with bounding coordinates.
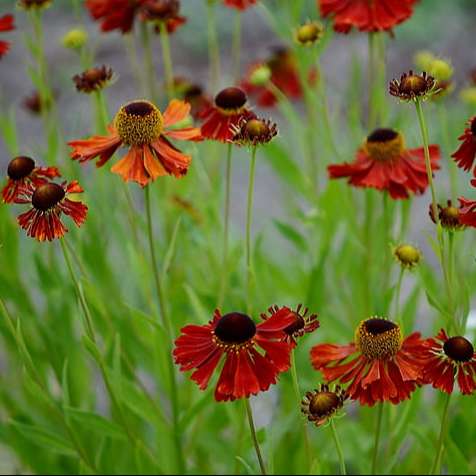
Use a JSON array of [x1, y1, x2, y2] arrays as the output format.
[[364, 133, 405, 161], [355, 318, 403, 360], [114, 100, 163, 146]]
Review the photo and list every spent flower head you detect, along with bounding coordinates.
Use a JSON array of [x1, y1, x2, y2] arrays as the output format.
[[389, 70, 438, 102], [231, 117, 278, 147], [301, 384, 347, 427]]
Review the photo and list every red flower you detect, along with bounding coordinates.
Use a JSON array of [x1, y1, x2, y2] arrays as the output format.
[[451, 116, 476, 180], [68, 99, 202, 187], [421, 330, 476, 395], [310, 317, 426, 406], [2, 156, 60, 204], [458, 197, 476, 228], [85, 0, 146, 33], [260, 304, 319, 348], [328, 128, 440, 199], [15, 180, 88, 242], [223, 0, 257, 10], [141, 0, 187, 34], [173, 78, 212, 120], [0, 14, 14, 59], [242, 48, 316, 108], [318, 0, 418, 34], [173, 308, 295, 402], [199, 87, 256, 142]]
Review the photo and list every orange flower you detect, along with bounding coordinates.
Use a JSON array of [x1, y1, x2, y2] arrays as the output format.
[[68, 99, 202, 187]]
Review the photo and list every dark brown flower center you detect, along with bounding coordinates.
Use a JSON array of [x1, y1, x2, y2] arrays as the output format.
[[400, 74, 428, 95], [284, 313, 305, 336], [7, 156, 35, 180], [443, 336, 474, 362], [184, 85, 203, 100], [471, 117, 476, 137], [215, 87, 247, 110], [364, 318, 398, 334], [367, 128, 399, 143], [32, 183, 65, 211], [355, 318, 403, 360], [214, 312, 256, 345], [124, 101, 155, 117], [309, 392, 340, 417]]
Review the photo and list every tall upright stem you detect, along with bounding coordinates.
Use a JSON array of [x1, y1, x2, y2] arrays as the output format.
[[394, 267, 405, 326], [144, 186, 184, 473], [431, 393, 451, 475], [246, 147, 257, 314], [232, 13, 242, 81], [245, 399, 266, 475], [371, 402, 384, 475], [218, 144, 233, 307], [330, 420, 347, 475], [159, 22, 175, 99], [93, 90, 109, 134], [141, 23, 157, 102], [206, 0, 221, 91]]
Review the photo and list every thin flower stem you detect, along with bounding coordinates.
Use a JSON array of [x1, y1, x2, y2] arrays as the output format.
[[330, 420, 347, 475], [93, 90, 109, 134], [394, 267, 405, 327], [232, 13, 242, 81], [218, 144, 233, 308], [124, 34, 147, 95], [245, 399, 267, 475], [144, 186, 184, 473], [368, 32, 377, 129], [159, 22, 175, 99], [431, 393, 452, 475], [290, 352, 313, 469], [438, 106, 457, 201], [206, 0, 221, 92], [371, 402, 384, 475], [246, 147, 257, 315], [140, 23, 157, 102]]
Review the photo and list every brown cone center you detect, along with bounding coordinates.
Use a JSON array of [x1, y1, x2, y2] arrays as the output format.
[[32, 183, 65, 211], [7, 156, 35, 180], [215, 87, 247, 110], [309, 392, 339, 417], [400, 75, 428, 95], [214, 312, 256, 345], [367, 128, 399, 143], [284, 313, 305, 336], [124, 101, 155, 117], [471, 117, 476, 137], [364, 318, 398, 335], [443, 336, 474, 362]]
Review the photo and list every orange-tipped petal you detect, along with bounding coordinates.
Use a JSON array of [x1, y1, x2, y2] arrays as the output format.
[[111, 146, 149, 187], [143, 145, 168, 181], [163, 99, 191, 127], [152, 137, 191, 178], [68, 129, 122, 167], [164, 127, 203, 142]]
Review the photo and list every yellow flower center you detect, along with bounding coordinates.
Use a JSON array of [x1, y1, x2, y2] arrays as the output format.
[[394, 244, 421, 268], [355, 318, 402, 360], [114, 100, 163, 146], [364, 128, 405, 161]]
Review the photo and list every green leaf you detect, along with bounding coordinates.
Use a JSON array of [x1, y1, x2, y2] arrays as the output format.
[[273, 220, 308, 251]]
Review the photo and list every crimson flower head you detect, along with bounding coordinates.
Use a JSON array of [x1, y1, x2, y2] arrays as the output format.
[[429, 199, 465, 231], [328, 128, 441, 199], [451, 117, 476, 182], [318, 0, 418, 34], [260, 304, 319, 348], [2, 156, 60, 204], [173, 307, 296, 402], [310, 317, 426, 406], [0, 14, 14, 59], [421, 330, 476, 395], [141, 0, 186, 34], [85, 0, 146, 33], [458, 197, 476, 228], [223, 0, 257, 10], [199, 87, 256, 142], [15, 180, 88, 242], [68, 99, 202, 187]]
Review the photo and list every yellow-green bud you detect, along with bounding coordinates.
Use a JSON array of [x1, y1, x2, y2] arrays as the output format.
[[62, 28, 88, 50], [393, 244, 422, 269], [460, 87, 476, 106], [413, 50, 435, 71], [249, 65, 271, 87], [295, 21, 324, 46], [429, 59, 453, 81]]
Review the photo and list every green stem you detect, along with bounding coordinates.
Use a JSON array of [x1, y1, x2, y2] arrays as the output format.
[[141, 23, 157, 102], [124, 34, 147, 95], [93, 90, 109, 134], [159, 22, 175, 99], [218, 144, 233, 308], [232, 13, 242, 81], [371, 402, 384, 475], [206, 0, 221, 91], [394, 267, 405, 326], [246, 147, 257, 315], [430, 393, 451, 475], [330, 420, 346, 475], [368, 32, 377, 129], [363, 190, 374, 314], [144, 186, 184, 473], [438, 106, 457, 201], [290, 353, 312, 469], [245, 399, 266, 475]]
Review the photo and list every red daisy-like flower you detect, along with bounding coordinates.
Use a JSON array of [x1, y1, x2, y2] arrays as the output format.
[[318, 0, 418, 34], [141, 0, 187, 34], [0, 14, 14, 59], [421, 330, 476, 395], [173, 308, 295, 402], [85, 0, 146, 33], [68, 99, 202, 187], [242, 48, 316, 108], [451, 116, 476, 179], [199, 87, 256, 142], [173, 78, 212, 120], [15, 180, 88, 242], [260, 304, 319, 348], [328, 128, 440, 199], [2, 156, 60, 204], [223, 0, 257, 10], [310, 317, 426, 406], [458, 197, 476, 228]]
